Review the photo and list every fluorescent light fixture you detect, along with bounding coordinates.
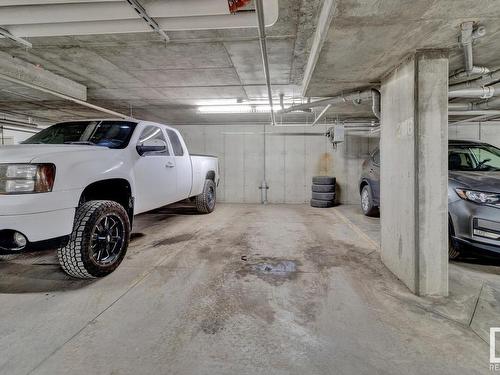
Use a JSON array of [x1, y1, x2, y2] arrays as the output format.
[[254, 105, 272, 113], [197, 99, 300, 114], [198, 105, 253, 113], [196, 99, 239, 106]]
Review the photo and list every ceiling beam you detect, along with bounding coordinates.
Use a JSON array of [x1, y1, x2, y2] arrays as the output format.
[[0, 50, 86, 100], [0, 73, 129, 119], [125, 0, 169, 43], [301, 0, 336, 96], [0, 27, 31, 48]]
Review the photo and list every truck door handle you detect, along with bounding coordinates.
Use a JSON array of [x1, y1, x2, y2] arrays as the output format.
[[165, 161, 175, 168]]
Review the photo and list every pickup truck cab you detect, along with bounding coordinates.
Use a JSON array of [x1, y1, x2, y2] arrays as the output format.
[[0, 119, 219, 278]]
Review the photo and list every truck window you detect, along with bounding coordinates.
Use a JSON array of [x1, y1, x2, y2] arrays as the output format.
[[137, 126, 170, 155], [166, 129, 184, 156]]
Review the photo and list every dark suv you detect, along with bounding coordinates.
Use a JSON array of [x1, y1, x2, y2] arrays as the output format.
[[360, 140, 500, 259]]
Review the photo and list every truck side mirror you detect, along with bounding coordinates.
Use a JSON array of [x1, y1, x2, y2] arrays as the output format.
[[136, 139, 167, 156]]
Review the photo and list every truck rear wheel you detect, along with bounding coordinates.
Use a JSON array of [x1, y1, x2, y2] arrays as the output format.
[[58, 200, 130, 278], [195, 179, 216, 213]]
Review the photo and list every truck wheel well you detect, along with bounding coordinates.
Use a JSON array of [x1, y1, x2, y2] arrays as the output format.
[[360, 181, 368, 194], [80, 179, 134, 222], [206, 170, 216, 181]]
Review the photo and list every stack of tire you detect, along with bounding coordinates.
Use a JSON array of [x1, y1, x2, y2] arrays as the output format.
[[311, 176, 336, 208]]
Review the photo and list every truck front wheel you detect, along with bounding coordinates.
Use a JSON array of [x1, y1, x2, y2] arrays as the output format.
[[58, 200, 130, 278], [195, 179, 216, 213]]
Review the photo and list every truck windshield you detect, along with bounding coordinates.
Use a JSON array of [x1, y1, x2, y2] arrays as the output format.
[[449, 144, 500, 172], [22, 121, 137, 149]]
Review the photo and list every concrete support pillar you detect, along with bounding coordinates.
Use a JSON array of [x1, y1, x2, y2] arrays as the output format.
[[380, 50, 449, 296]]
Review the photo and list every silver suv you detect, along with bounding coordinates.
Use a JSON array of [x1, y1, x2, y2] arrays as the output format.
[[359, 140, 500, 259]]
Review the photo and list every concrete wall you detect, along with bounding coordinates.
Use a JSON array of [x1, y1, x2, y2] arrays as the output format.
[[0, 126, 36, 144], [450, 121, 500, 147], [175, 124, 333, 203], [380, 51, 449, 296], [330, 121, 500, 205], [331, 134, 378, 204]]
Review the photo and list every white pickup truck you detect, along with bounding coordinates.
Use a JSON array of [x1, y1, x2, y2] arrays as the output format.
[[0, 119, 219, 278]]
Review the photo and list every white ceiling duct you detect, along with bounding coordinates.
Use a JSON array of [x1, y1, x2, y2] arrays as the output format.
[[0, 0, 279, 38]]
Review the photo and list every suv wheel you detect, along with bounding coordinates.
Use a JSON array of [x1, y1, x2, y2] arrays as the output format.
[[58, 200, 130, 278], [360, 185, 378, 217]]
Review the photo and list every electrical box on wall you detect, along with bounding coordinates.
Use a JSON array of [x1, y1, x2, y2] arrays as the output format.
[[334, 123, 345, 143], [326, 124, 345, 148]]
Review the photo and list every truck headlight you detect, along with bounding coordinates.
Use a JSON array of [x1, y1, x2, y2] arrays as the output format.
[[455, 188, 500, 205], [0, 164, 56, 194]]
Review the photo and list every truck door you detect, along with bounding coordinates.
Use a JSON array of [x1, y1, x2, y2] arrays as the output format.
[[133, 125, 177, 213], [166, 129, 192, 200]]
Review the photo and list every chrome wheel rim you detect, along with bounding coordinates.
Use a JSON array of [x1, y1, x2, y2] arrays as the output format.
[[361, 189, 370, 212], [90, 214, 125, 266]]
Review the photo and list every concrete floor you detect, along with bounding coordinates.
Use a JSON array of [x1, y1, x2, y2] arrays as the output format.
[[0, 203, 495, 374]]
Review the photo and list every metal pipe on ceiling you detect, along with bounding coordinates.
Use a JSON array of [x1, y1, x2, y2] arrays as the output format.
[[311, 104, 332, 126], [448, 97, 500, 111], [254, 0, 274, 204], [255, 0, 275, 127], [449, 22, 489, 82], [0, 72, 130, 120], [449, 110, 500, 116], [448, 102, 474, 111], [450, 66, 489, 82], [476, 96, 500, 109], [448, 84, 498, 99], [450, 68, 500, 90], [279, 89, 374, 113], [279, 88, 381, 120]]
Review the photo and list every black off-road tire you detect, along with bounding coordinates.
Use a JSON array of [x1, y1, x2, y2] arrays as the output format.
[[360, 185, 378, 217], [57, 200, 130, 279], [312, 184, 335, 193], [312, 176, 336, 185], [195, 179, 216, 214], [310, 199, 334, 208], [312, 192, 336, 201]]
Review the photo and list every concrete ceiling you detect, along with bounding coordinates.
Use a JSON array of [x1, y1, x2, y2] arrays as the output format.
[[0, 0, 331, 126], [0, 0, 499, 127], [304, 0, 500, 97]]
